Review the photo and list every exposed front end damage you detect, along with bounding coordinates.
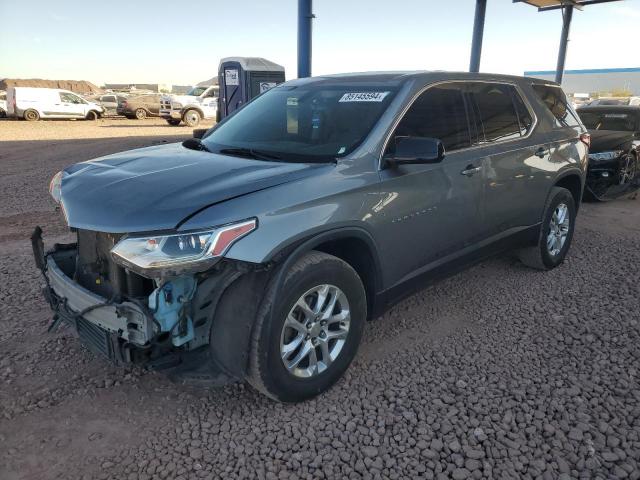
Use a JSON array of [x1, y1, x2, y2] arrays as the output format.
[[31, 226, 265, 382]]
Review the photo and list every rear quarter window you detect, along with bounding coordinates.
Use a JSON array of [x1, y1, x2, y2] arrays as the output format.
[[467, 83, 533, 143], [532, 84, 581, 129]]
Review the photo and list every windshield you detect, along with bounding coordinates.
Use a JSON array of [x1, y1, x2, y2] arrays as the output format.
[[578, 111, 638, 132], [186, 86, 207, 96], [202, 84, 398, 162]]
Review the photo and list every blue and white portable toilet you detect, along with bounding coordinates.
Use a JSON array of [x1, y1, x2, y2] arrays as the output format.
[[218, 57, 285, 120]]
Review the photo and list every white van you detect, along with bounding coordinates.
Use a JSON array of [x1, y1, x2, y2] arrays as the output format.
[[7, 87, 104, 121]]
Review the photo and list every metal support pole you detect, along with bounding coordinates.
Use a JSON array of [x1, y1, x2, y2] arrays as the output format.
[[297, 0, 313, 78], [469, 0, 487, 73], [555, 5, 573, 84]]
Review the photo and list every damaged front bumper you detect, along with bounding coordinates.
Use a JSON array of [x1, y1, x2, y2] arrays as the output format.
[[33, 242, 154, 364], [31, 227, 199, 365], [31, 227, 259, 386]]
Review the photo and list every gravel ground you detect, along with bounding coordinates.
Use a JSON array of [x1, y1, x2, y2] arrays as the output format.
[[1, 118, 639, 480]]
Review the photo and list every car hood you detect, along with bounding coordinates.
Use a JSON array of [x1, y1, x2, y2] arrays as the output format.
[[588, 130, 634, 153], [60, 142, 330, 233]]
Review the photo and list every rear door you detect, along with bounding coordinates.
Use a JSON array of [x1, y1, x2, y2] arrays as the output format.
[[376, 83, 485, 288], [146, 94, 161, 115], [465, 82, 543, 237]]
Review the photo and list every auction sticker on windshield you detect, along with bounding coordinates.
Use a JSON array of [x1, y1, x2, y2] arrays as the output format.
[[339, 92, 389, 102]]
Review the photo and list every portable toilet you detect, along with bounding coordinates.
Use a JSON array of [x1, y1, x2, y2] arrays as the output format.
[[218, 57, 285, 120]]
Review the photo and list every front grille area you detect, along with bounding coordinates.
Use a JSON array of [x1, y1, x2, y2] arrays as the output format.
[[76, 317, 114, 359], [76, 230, 154, 299]]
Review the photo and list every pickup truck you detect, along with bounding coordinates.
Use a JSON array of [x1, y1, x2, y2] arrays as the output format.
[[160, 85, 218, 127]]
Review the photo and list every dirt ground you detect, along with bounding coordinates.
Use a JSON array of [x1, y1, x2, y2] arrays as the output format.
[[0, 118, 639, 480]]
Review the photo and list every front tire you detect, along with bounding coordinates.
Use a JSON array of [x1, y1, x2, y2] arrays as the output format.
[[23, 109, 40, 121], [85, 110, 99, 120], [247, 251, 367, 402], [134, 108, 147, 120], [517, 186, 576, 270], [183, 109, 201, 127]]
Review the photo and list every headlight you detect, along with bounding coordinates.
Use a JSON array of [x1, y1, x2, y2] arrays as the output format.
[[49, 171, 63, 203], [588, 150, 624, 162], [172, 102, 183, 109], [110, 219, 256, 275]]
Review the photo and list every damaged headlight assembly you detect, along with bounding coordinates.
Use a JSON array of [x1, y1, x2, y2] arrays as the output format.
[[588, 151, 624, 162], [110, 219, 257, 277], [49, 170, 64, 203]]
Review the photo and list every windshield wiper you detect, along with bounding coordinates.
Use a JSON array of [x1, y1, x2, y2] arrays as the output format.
[[182, 138, 211, 153], [219, 147, 283, 161]]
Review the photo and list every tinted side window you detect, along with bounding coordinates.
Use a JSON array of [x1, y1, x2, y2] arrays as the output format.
[[392, 84, 470, 152], [468, 83, 521, 142], [532, 84, 580, 128], [512, 90, 533, 136]]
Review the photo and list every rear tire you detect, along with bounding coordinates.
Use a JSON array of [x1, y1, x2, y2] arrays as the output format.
[[183, 109, 201, 127], [247, 251, 367, 402], [517, 186, 576, 270], [23, 109, 40, 121], [134, 108, 147, 120], [166, 118, 181, 126]]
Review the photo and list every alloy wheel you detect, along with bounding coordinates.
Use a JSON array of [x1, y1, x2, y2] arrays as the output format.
[[280, 284, 350, 378], [547, 203, 570, 256], [619, 154, 637, 185]]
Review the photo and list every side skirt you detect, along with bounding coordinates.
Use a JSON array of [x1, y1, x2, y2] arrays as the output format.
[[371, 224, 540, 317]]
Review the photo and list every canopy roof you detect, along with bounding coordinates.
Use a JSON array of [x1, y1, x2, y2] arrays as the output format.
[[515, 0, 622, 12]]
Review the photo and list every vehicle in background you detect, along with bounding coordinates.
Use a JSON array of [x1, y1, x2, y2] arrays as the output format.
[[36, 72, 588, 402], [116, 94, 161, 119], [6, 87, 104, 121], [0, 91, 7, 118], [160, 85, 218, 127], [584, 97, 640, 107], [96, 93, 128, 116], [576, 105, 640, 200]]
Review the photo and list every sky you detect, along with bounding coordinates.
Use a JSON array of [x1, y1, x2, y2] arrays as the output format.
[[0, 0, 637, 87]]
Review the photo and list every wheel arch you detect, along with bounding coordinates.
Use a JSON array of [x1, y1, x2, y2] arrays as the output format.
[[266, 227, 383, 320], [181, 106, 204, 118], [553, 170, 584, 211]]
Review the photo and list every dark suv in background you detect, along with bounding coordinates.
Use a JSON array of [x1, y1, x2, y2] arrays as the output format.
[[35, 72, 588, 402], [116, 93, 161, 119], [576, 105, 639, 200]]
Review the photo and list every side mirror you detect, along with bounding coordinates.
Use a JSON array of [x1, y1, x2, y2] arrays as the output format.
[[193, 128, 208, 139], [387, 136, 445, 166]]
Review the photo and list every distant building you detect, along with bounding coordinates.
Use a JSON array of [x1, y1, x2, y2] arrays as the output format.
[[524, 68, 640, 95]]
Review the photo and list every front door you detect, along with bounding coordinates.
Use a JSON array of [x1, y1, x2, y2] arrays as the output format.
[[57, 92, 86, 117], [374, 83, 485, 289]]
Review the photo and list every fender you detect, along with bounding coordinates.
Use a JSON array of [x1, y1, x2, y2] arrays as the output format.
[[266, 226, 384, 295], [207, 227, 384, 377], [548, 167, 585, 211]]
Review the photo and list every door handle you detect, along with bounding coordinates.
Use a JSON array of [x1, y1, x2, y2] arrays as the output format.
[[535, 147, 549, 158], [461, 165, 482, 176]]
